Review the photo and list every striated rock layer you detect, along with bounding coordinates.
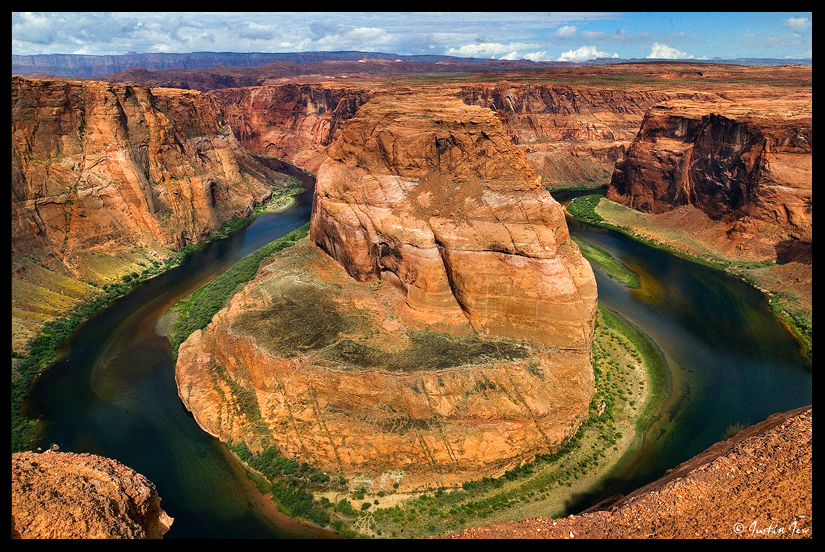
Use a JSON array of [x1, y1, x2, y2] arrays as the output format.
[[607, 95, 812, 254], [455, 83, 711, 190], [446, 405, 812, 539], [12, 76, 287, 263], [12, 451, 173, 539], [176, 92, 597, 491], [310, 92, 598, 348], [11, 76, 293, 351]]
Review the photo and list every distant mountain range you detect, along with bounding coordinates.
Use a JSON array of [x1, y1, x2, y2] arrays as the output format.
[[11, 51, 812, 79]]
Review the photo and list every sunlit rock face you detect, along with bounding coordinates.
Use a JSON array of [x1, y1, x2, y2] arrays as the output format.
[[310, 92, 598, 348], [11, 76, 281, 262], [175, 92, 598, 491]]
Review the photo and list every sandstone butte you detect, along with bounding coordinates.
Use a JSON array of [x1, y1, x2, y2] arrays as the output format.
[[175, 92, 598, 492], [12, 450, 174, 539], [11, 76, 294, 351], [445, 405, 812, 539]]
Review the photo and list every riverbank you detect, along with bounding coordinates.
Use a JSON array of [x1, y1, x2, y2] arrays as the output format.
[[11, 183, 305, 453], [566, 194, 812, 359]]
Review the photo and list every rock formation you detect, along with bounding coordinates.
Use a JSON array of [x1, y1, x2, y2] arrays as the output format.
[[12, 75, 288, 261], [175, 92, 597, 491], [11, 76, 293, 351], [311, 92, 598, 347], [607, 95, 812, 253], [12, 451, 173, 539], [446, 405, 812, 539], [455, 84, 701, 189]]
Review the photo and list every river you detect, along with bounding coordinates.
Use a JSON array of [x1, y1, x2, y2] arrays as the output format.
[[22, 183, 812, 538]]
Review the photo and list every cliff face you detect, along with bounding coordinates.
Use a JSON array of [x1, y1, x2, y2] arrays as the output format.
[[175, 92, 597, 491], [607, 97, 812, 248], [311, 92, 598, 347], [12, 451, 173, 539], [12, 76, 284, 262], [455, 84, 712, 189], [11, 76, 292, 351], [212, 84, 373, 173], [447, 405, 812, 539]]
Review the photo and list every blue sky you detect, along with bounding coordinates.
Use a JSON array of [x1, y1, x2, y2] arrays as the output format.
[[11, 12, 812, 61]]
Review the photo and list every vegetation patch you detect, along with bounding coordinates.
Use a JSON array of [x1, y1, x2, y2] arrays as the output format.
[[227, 440, 338, 529], [768, 294, 812, 359], [317, 330, 530, 372], [571, 236, 639, 288], [230, 283, 352, 358]]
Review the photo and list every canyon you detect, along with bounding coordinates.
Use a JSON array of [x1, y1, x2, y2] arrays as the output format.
[[11, 60, 812, 538], [175, 91, 598, 491]]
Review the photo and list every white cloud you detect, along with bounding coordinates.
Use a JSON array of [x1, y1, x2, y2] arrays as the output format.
[[446, 42, 537, 58], [523, 51, 551, 61], [647, 43, 693, 59], [786, 17, 811, 28], [555, 25, 577, 38], [557, 45, 615, 62], [312, 26, 393, 50]]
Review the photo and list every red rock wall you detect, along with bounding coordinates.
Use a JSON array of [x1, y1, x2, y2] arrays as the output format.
[[212, 84, 373, 173], [455, 84, 715, 189], [11, 76, 282, 266], [607, 99, 812, 243]]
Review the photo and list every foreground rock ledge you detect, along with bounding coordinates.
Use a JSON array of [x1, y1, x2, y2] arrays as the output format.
[[12, 451, 173, 539], [445, 405, 812, 539]]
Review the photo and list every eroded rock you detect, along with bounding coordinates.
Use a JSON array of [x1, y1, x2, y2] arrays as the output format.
[[176, 240, 595, 492], [310, 92, 598, 347], [11, 451, 173, 539], [607, 96, 812, 246], [175, 92, 598, 491]]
